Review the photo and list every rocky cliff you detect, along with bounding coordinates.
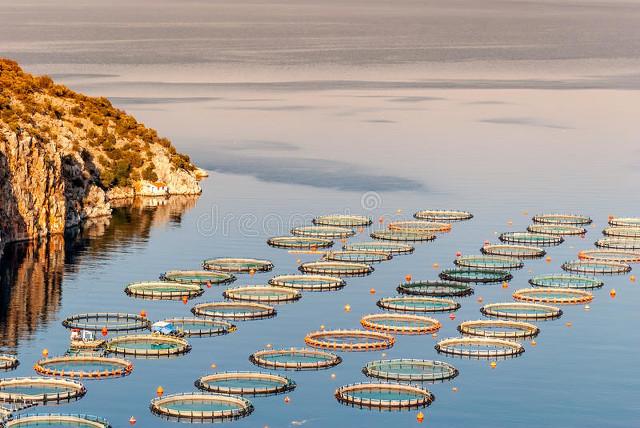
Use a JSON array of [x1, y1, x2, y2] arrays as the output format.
[[0, 59, 202, 245]]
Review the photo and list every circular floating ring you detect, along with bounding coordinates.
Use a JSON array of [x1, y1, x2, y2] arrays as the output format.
[[299, 261, 373, 276], [5, 414, 111, 427], [335, 383, 434, 410], [439, 268, 512, 283], [62, 313, 150, 332], [499, 232, 564, 246], [33, 356, 133, 379], [105, 334, 191, 358], [388, 220, 451, 233], [160, 270, 235, 285], [377, 297, 460, 313], [192, 302, 276, 320], [397, 280, 473, 297], [455, 255, 523, 270], [324, 250, 392, 263], [458, 320, 539, 339], [195, 372, 295, 396], [313, 214, 372, 227], [0, 355, 19, 371], [481, 302, 562, 320], [435, 337, 524, 359], [363, 359, 458, 382], [344, 241, 414, 255], [161, 318, 236, 337], [249, 348, 342, 371], [370, 230, 436, 242], [527, 224, 586, 236], [305, 329, 394, 352], [603, 226, 640, 238], [561, 260, 631, 275], [125, 281, 203, 301], [223, 286, 301, 303], [414, 210, 473, 222], [150, 392, 253, 422], [529, 274, 603, 289], [291, 225, 355, 238], [481, 244, 545, 258], [578, 249, 640, 263], [202, 258, 273, 273], [595, 238, 640, 250], [609, 217, 640, 227], [267, 236, 334, 249], [513, 288, 593, 305], [0, 377, 86, 403], [268, 274, 345, 291], [360, 314, 441, 335], [532, 213, 592, 225]]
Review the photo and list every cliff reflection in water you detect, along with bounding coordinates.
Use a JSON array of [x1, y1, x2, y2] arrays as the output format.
[[0, 195, 198, 350]]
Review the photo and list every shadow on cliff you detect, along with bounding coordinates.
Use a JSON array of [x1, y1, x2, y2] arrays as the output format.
[[0, 151, 27, 244]]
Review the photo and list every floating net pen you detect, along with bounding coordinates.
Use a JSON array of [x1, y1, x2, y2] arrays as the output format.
[[360, 314, 441, 335], [498, 232, 564, 246], [439, 268, 512, 284], [161, 318, 236, 337], [267, 236, 334, 249], [202, 258, 273, 273], [526, 224, 586, 236], [104, 334, 191, 358], [124, 281, 203, 301], [344, 241, 415, 255], [223, 286, 301, 303], [414, 210, 473, 222], [33, 356, 133, 379], [396, 280, 473, 297], [602, 227, 640, 238], [362, 359, 458, 383], [458, 320, 539, 339], [388, 220, 451, 233], [298, 261, 373, 276], [0, 355, 19, 371], [377, 296, 460, 313], [609, 217, 640, 227], [160, 270, 235, 286], [313, 214, 372, 227], [532, 213, 592, 225], [370, 230, 437, 242], [268, 274, 345, 291], [150, 392, 253, 422], [480, 302, 562, 320], [62, 313, 150, 332], [512, 288, 593, 305], [435, 337, 524, 359], [5, 414, 111, 428], [561, 260, 631, 275], [249, 348, 342, 371], [528, 274, 603, 290], [335, 383, 434, 410], [578, 249, 640, 263], [454, 255, 523, 270], [290, 225, 355, 239], [324, 250, 392, 263], [481, 244, 546, 258], [304, 329, 395, 352], [595, 238, 640, 250], [195, 371, 295, 396], [0, 377, 86, 403], [192, 302, 276, 320]]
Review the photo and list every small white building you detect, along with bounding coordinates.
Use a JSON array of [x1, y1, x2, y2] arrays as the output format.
[[135, 180, 169, 196]]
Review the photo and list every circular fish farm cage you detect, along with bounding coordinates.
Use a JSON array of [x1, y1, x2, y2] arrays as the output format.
[[578, 249, 640, 263], [513, 288, 593, 305], [0, 377, 86, 403], [335, 383, 434, 410], [397, 280, 473, 297], [414, 210, 473, 222], [0, 355, 19, 371], [324, 250, 392, 263], [609, 217, 640, 227], [454, 255, 523, 270], [124, 281, 203, 301], [370, 229, 436, 242], [388, 220, 451, 233], [595, 238, 640, 250], [378, 297, 460, 313], [603, 226, 640, 238], [161, 318, 236, 337], [481, 244, 546, 258], [160, 270, 235, 286], [360, 314, 441, 335], [249, 348, 342, 371], [561, 260, 631, 275], [299, 261, 373, 276], [435, 337, 524, 359], [290, 225, 355, 239], [268, 274, 345, 291], [5, 414, 111, 428], [150, 393, 253, 422], [529, 274, 603, 289], [192, 302, 276, 320], [223, 286, 301, 304], [532, 213, 592, 225], [304, 329, 395, 352], [499, 232, 564, 246], [266, 236, 334, 249], [33, 356, 133, 379], [480, 302, 562, 320], [526, 224, 587, 236], [62, 313, 151, 332], [313, 214, 372, 227], [344, 241, 415, 255], [362, 359, 458, 383], [458, 320, 539, 339], [105, 334, 191, 358], [439, 268, 512, 283], [195, 372, 295, 396], [202, 258, 273, 273]]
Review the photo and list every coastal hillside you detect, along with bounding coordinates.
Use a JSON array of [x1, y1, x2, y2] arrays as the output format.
[[0, 59, 203, 244]]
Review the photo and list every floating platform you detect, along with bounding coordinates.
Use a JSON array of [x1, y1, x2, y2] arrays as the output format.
[[414, 210, 473, 222], [62, 313, 150, 332], [370, 230, 436, 242], [324, 250, 392, 263], [608, 217, 640, 227], [304, 329, 394, 352], [313, 214, 372, 227], [150, 392, 253, 422], [0, 377, 86, 403], [160, 270, 235, 285], [528, 274, 603, 289], [362, 359, 458, 383], [249, 348, 342, 371], [595, 237, 640, 250], [291, 225, 355, 239], [512, 288, 593, 304], [360, 314, 441, 335], [561, 260, 631, 275], [268, 274, 345, 291], [125, 281, 203, 301], [388, 220, 451, 233], [0, 355, 19, 372], [105, 334, 191, 358], [527, 224, 586, 236], [578, 249, 640, 263], [458, 320, 539, 339], [481, 244, 546, 258], [33, 356, 133, 379], [532, 213, 592, 225], [161, 318, 236, 337], [299, 261, 373, 276], [4, 413, 111, 427], [335, 382, 434, 410], [344, 241, 414, 255], [202, 258, 273, 273], [435, 337, 524, 359], [195, 371, 295, 396], [602, 226, 640, 238], [377, 296, 460, 313], [439, 268, 512, 283], [499, 231, 564, 246], [223, 286, 301, 303], [192, 302, 276, 320], [454, 255, 524, 270], [267, 236, 334, 249], [481, 302, 562, 320], [397, 280, 473, 297]]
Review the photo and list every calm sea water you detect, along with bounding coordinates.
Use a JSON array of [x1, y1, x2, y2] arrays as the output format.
[[1, 1, 640, 427]]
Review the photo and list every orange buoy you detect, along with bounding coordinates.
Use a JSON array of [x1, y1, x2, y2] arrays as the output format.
[[284, 396, 290, 404], [507, 220, 513, 225], [320, 324, 325, 330], [502, 281, 509, 289], [369, 288, 376, 294], [296, 259, 301, 264], [358, 227, 365, 233], [456, 251, 462, 257], [565, 322, 572, 328], [610, 289, 616, 298], [448, 313, 456, 321], [416, 411, 424, 423], [140, 310, 147, 318], [156, 386, 164, 397], [344, 304, 351, 312], [490, 361, 497, 369], [206, 281, 212, 288], [431, 333, 437, 338], [432, 262, 439, 269], [340, 238, 347, 244], [452, 386, 459, 392], [129, 416, 136, 425], [211, 363, 217, 369], [330, 373, 336, 379], [530, 340, 537, 347], [630, 275, 636, 282], [101, 327, 108, 337], [477, 296, 484, 303], [546, 256, 552, 263], [396, 209, 402, 214], [249, 268, 256, 277], [310, 245, 318, 252], [378, 216, 384, 224], [483, 240, 490, 246], [381, 352, 387, 358], [42, 348, 49, 358], [266, 343, 273, 349], [182, 296, 188, 305], [584, 304, 591, 311], [405, 274, 412, 282]]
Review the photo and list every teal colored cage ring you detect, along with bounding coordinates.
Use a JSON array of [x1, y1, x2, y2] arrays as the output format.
[[595, 238, 640, 250], [435, 337, 524, 359], [192, 302, 276, 320], [603, 227, 640, 238], [0, 377, 87, 404], [125, 281, 203, 301], [396, 280, 473, 297], [532, 213, 592, 225], [529, 274, 603, 289], [527, 224, 586, 236], [414, 210, 473, 222], [561, 260, 631, 275], [454, 255, 523, 270], [291, 225, 355, 239], [202, 258, 273, 273], [195, 371, 296, 396], [160, 270, 235, 285], [335, 382, 434, 410], [370, 230, 437, 242], [609, 217, 640, 227], [105, 334, 191, 358], [160, 318, 236, 337], [62, 313, 151, 332], [480, 302, 563, 320], [362, 359, 459, 383], [267, 236, 334, 249], [268, 274, 346, 291], [313, 214, 372, 227], [481, 244, 546, 258], [499, 232, 564, 246], [377, 296, 460, 313], [249, 348, 342, 371], [0, 355, 19, 371], [299, 261, 373, 276], [439, 268, 512, 284], [150, 392, 253, 422], [344, 241, 415, 255], [5, 414, 111, 428], [324, 250, 392, 263], [223, 286, 302, 303]]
